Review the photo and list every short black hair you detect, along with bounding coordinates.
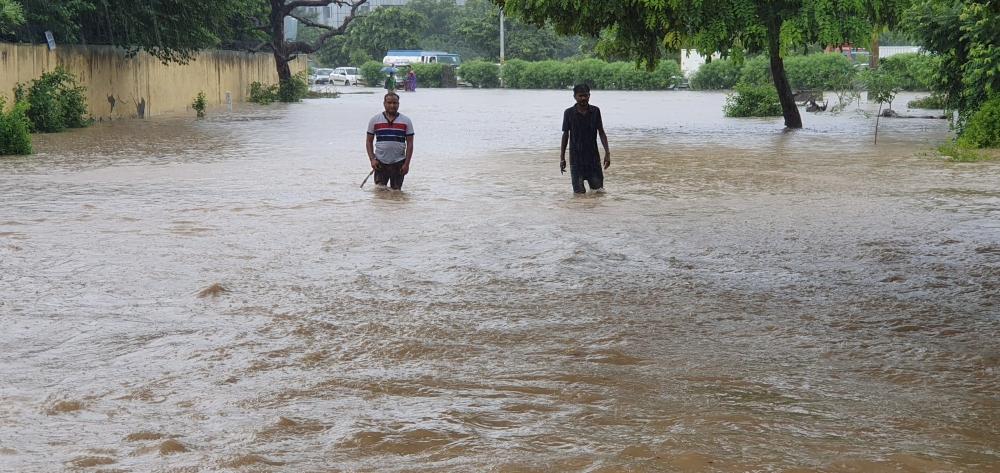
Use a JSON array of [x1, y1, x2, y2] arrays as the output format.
[[384, 91, 399, 100], [573, 83, 591, 95]]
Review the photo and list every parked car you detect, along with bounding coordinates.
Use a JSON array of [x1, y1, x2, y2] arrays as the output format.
[[330, 67, 360, 86], [310, 68, 334, 84]]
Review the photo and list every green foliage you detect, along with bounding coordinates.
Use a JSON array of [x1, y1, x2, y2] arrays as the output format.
[[21, 67, 90, 133], [0, 0, 25, 34], [724, 82, 783, 117], [905, 0, 1000, 129], [278, 72, 309, 103], [690, 59, 741, 90], [459, 60, 500, 88], [878, 53, 939, 91], [248, 81, 278, 105], [411, 63, 444, 88], [10, 0, 264, 64], [0, 97, 33, 156], [360, 61, 386, 88], [738, 56, 773, 87], [497, 58, 681, 90], [938, 143, 992, 162], [907, 93, 947, 109], [860, 67, 904, 109], [343, 6, 428, 62], [956, 96, 1000, 148], [192, 91, 207, 118], [784, 53, 855, 90]]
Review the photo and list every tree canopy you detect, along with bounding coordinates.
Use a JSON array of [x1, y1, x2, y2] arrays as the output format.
[[0, 0, 25, 34]]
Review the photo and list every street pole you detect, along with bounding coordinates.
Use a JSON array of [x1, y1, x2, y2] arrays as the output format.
[[499, 7, 505, 88]]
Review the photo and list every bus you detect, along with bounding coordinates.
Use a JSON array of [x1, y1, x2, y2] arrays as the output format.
[[382, 50, 461, 67]]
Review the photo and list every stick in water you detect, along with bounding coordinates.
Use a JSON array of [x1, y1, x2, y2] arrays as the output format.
[[360, 169, 375, 188]]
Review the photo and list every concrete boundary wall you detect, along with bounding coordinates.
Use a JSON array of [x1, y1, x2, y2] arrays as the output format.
[[0, 43, 306, 119]]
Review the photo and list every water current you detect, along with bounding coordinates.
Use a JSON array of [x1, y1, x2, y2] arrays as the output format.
[[1, 88, 998, 472]]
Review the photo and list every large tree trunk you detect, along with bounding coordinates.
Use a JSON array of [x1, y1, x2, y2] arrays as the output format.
[[270, 0, 292, 82], [766, 24, 802, 129], [869, 29, 880, 70]]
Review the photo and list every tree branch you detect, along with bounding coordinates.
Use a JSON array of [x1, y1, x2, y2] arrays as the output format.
[[282, 0, 367, 16], [285, 0, 367, 54]]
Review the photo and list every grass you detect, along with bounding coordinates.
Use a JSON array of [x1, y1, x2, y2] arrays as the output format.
[[937, 143, 999, 162]]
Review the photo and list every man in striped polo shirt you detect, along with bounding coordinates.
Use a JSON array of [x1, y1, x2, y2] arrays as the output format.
[[366, 92, 415, 190]]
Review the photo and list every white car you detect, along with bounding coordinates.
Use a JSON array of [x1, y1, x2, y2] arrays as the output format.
[[310, 68, 334, 84], [329, 67, 360, 86]]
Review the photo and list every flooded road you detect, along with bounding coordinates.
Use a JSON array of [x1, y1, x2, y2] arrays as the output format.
[[1, 88, 998, 472]]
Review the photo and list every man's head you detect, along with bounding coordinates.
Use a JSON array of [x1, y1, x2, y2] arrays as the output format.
[[573, 83, 591, 106], [383, 92, 400, 115]]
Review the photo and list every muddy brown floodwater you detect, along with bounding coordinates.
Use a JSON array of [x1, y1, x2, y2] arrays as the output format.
[[1, 88, 998, 472]]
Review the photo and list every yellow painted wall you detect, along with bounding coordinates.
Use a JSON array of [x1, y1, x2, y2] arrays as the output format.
[[0, 43, 307, 119]]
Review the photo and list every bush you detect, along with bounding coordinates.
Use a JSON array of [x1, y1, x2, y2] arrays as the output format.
[[957, 96, 1000, 148], [278, 72, 309, 102], [0, 98, 33, 156], [498, 58, 681, 90], [724, 82, 782, 117], [784, 54, 855, 91], [360, 61, 385, 88], [22, 67, 90, 133], [879, 53, 939, 91], [690, 58, 741, 89], [411, 63, 444, 88], [738, 56, 772, 86], [860, 68, 903, 110], [248, 81, 278, 104], [192, 91, 206, 118], [459, 60, 500, 88], [908, 93, 947, 109]]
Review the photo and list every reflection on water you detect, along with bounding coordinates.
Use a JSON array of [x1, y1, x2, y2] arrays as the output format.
[[1, 89, 998, 472]]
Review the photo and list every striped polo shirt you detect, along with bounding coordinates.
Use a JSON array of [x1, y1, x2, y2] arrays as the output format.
[[367, 112, 414, 164]]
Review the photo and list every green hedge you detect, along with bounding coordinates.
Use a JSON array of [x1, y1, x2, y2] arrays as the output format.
[[459, 61, 500, 88], [411, 63, 444, 88], [0, 98, 32, 156], [498, 58, 682, 90], [690, 59, 741, 90], [878, 53, 939, 91], [361, 61, 385, 88]]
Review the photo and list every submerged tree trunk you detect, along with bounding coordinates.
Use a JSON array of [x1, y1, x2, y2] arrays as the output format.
[[766, 20, 802, 129]]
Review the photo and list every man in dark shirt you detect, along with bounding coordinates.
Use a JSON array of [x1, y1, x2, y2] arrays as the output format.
[[560, 83, 611, 193]]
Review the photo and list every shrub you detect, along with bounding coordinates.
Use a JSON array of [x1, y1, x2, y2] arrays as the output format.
[[879, 53, 939, 91], [411, 63, 444, 88], [0, 98, 33, 156], [908, 93, 947, 109], [248, 81, 278, 104], [784, 53, 855, 91], [957, 96, 1000, 148], [938, 143, 991, 162], [738, 56, 772, 86], [22, 67, 90, 133], [458, 60, 500, 88], [724, 82, 782, 117], [192, 91, 207, 118], [360, 61, 385, 88], [690, 58, 741, 89], [860, 68, 903, 110], [278, 72, 309, 102]]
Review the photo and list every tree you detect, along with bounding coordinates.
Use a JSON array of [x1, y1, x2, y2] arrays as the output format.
[[7, 0, 263, 64], [0, 0, 25, 34], [263, 1, 368, 83], [341, 5, 426, 62], [862, 0, 912, 69], [905, 0, 1000, 129], [497, 0, 870, 129]]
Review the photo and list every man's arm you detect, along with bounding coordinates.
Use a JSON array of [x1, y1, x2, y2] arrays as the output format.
[[366, 134, 378, 169], [402, 135, 414, 175], [560, 131, 569, 173], [599, 127, 610, 169]]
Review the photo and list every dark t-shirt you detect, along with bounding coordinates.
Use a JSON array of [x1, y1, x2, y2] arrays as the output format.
[[562, 104, 604, 169]]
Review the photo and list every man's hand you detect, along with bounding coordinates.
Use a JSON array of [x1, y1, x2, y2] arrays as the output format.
[[370, 158, 379, 170], [401, 162, 410, 176], [560, 156, 566, 174], [603, 150, 611, 170]]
